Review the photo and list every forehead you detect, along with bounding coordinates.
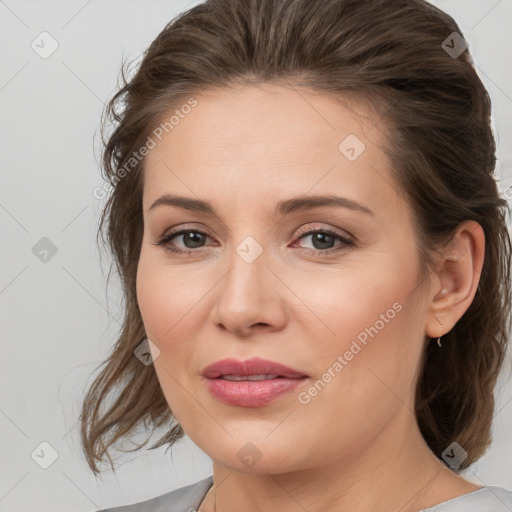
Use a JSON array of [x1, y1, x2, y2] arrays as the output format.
[[141, 83, 400, 218], [146, 83, 384, 166]]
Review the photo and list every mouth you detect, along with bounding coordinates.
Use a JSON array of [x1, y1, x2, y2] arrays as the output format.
[[201, 358, 309, 407]]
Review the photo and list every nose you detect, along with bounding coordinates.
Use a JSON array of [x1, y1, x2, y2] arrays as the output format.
[[212, 242, 287, 338]]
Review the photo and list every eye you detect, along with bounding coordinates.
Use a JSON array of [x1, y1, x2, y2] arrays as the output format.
[[153, 226, 354, 256], [153, 229, 212, 255], [292, 228, 354, 256]]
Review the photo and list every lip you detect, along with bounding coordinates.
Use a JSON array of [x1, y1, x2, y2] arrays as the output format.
[[201, 357, 308, 379], [201, 357, 309, 407]]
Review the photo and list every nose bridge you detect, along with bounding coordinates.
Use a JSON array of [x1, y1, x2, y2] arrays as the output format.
[[212, 230, 279, 331], [224, 233, 269, 297]]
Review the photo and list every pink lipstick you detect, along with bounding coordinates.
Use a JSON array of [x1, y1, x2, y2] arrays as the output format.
[[202, 357, 309, 407]]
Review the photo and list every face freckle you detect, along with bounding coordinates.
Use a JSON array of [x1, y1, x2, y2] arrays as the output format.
[[135, 83, 429, 474]]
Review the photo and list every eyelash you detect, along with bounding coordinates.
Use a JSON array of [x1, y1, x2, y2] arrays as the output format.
[[153, 227, 354, 257]]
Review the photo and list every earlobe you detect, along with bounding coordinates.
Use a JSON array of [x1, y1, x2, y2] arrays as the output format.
[[425, 220, 485, 342]]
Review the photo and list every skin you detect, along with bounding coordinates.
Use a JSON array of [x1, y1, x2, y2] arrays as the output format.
[[136, 83, 485, 512]]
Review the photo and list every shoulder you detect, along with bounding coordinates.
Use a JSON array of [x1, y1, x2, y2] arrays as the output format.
[[95, 475, 214, 512], [421, 485, 512, 511]]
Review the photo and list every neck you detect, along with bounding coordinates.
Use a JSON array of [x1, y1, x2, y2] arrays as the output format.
[[199, 409, 477, 512]]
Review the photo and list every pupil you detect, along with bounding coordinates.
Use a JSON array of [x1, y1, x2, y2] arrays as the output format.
[[313, 232, 333, 250], [184, 232, 204, 249]]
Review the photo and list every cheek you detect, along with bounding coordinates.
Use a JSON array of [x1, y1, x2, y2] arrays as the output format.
[[136, 250, 206, 342], [136, 261, 167, 341], [135, 252, 212, 411], [135, 258, 189, 422], [291, 252, 424, 405], [289, 256, 412, 348], [289, 295, 422, 466]]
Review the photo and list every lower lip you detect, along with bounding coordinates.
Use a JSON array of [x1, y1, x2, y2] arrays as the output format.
[[204, 377, 308, 407]]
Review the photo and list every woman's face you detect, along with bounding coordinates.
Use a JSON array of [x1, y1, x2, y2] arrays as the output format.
[[136, 84, 432, 474]]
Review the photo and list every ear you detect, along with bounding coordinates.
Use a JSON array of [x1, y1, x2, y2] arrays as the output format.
[[425, 220, 485, 340]]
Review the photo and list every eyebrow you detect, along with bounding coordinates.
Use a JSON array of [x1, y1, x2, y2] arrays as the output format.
[[148, 194, 374, 217]]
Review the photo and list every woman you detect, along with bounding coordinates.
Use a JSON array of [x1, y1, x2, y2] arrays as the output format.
[[81, 0, 512, 510]]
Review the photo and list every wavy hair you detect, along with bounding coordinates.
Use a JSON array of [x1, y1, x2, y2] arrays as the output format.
[[80, 0, 512, 475]]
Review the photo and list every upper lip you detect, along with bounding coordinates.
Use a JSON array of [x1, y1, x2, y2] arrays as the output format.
[[202, 357, 308, 379]]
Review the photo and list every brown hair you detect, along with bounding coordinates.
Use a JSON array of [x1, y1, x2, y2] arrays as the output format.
[[80, 0, 512, 475]]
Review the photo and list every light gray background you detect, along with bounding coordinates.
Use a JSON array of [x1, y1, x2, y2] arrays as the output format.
[[1, 1, 511, 511]]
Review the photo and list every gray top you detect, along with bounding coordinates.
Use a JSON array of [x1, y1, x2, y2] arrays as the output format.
[[96, 475, 512, 512]]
